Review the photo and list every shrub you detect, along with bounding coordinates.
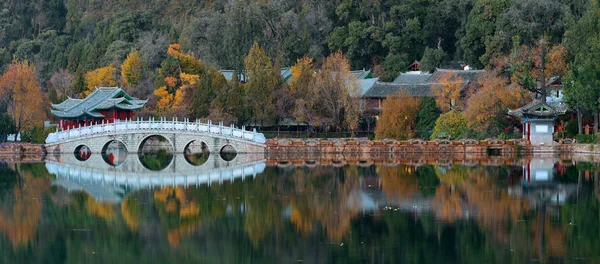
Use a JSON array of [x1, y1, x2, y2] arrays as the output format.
[[21, 126, 54, 144], [430, 110, 469, 140], [575, 134, 596, 144], [565, 120, 578, 138]]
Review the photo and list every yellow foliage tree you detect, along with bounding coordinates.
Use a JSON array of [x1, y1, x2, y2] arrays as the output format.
[[83, 66, 117, 97], [431, 71, 463, 111], [375, 90, 421, 139], [290, 56, 313, 81], [464, 71, 529, 132], [121, 49, 144, 87], [0, 60, 47, 134]]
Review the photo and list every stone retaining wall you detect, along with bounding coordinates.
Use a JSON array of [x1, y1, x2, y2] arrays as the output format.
[[0, 143, 46, 162], [267, 138, 529, 154]]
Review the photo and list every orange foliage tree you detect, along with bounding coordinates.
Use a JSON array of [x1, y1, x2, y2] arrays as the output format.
[[375, 90, 421, 139], [0, 60, 47, 134], [431, 71, 463, 111], [154, 44, 206, 117], [464, 71, 529, 132], [314, 51, 360, 131], [83, 65, 117, 97]]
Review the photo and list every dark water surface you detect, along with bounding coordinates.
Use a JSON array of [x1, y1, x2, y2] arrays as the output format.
[[0, 153, 599, 263]]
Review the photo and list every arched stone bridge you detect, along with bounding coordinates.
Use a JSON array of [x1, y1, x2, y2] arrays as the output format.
[[45, 118, 267, 154]]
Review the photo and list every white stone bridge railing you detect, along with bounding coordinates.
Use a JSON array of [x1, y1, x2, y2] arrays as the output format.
[[45, 117, 267, 144]]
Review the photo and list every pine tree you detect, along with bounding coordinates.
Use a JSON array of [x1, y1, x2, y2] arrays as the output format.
[[415, 96, 440, 139]]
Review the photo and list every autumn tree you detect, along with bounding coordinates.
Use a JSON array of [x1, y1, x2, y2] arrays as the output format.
[[314, 51, 359, 131], [244, 42, 277, 126], [430, 110, 469, 139], [153, 44, 207, 117], [464, 71, 529, 134], [48, 69, 74, 101], [375, 90, 421, 140], [290, 56, 318, 130], [431, 71, 463, 112], [83, 65, 117, 97], [507, 39, 568, 102], [121, 49, 145, 87], [0, 60, 47, 135]]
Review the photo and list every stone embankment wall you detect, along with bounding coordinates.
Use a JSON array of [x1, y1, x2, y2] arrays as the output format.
[[0, 143, 46, 162], [267, 138, 528, 154]]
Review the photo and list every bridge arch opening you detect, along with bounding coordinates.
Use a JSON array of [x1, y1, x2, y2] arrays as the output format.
[[138, 135, 174, 171], [184, 140, 210, 166], [219, 145, 237, 162], [74, 145, 92, 161], [101, 140, 128, 166]]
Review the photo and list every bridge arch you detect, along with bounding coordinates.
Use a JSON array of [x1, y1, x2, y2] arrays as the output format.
[[101, 140, 129, 166], [220, 144, 237, 162], [74, 144, 92, 161], [137, 134, 174, 153], [183, 140, 211, 166]]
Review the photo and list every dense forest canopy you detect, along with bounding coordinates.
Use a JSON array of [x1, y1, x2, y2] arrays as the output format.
[[0, 0, 599, 137], [0, 0, 591, 86]]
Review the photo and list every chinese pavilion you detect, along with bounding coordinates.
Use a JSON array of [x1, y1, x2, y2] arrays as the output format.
[[51, 87, 147, 130], [508, 100, 568, 146]]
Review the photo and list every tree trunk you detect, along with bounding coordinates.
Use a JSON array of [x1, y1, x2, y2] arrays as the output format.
[[578, 108, 583, 135], [539, 39, 547, 103], [595, 111, 599, 135]]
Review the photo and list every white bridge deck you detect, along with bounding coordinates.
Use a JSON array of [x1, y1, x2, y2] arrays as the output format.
[[46, 118, 267, 145]]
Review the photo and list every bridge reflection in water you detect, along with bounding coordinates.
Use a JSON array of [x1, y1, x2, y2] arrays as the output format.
[[46, 152, 266, 203]]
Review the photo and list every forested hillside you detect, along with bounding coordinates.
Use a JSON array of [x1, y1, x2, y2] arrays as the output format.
[[0, 0, 597, 138]]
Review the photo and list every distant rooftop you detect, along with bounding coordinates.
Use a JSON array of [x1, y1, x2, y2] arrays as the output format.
[[366, 69, 486, 99]]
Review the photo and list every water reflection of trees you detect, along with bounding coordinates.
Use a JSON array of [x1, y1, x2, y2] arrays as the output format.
[[0, 160, 599, 262]]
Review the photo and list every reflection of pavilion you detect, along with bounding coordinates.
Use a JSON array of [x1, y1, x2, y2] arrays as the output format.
[[509, 157, 578, 207], [46, 153, 266, 203]]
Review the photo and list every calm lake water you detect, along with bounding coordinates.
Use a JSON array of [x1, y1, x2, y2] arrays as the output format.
[[0, 152, 598, 263]]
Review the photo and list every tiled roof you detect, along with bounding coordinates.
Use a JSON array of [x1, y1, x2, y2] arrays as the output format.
[[51, 87, 147, 119], [429, 69, 485, 83], [393, 72, 432, 83], [508, 100, 569, 118], [364, 82, 434, 98], [351, 69, 372, 79], [355, 78, 379, 96], [363, 69, 486, 99]]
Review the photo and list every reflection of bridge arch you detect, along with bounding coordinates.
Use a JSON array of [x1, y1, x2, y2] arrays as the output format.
[[46, 153, 267, 203]]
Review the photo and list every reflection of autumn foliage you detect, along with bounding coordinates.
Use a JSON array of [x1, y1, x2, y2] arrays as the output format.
[[532, 214, 566, 257], [0, 169, 49, 247], [379, 165, 420, 200], [431, 185, 464, 223], [121, 196, 141, 231], [153, 186, 201, 247], [435, 165, 469, 185], [462, 170, 530, 243], [85, 197, 115, 221], [286, 166, 361, 241]]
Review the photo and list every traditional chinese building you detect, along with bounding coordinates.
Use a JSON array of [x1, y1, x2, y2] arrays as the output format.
[[51, 87, 147, 130], [508, 100, 568, 146]]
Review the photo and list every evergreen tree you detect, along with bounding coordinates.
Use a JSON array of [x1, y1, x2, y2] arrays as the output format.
[[415, 96, 440, 139]]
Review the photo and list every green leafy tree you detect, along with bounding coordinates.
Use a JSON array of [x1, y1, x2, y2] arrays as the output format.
[[244, 42, 277, 126], [430, 110, 469, 139], [415, 96, 441, 139], [420, 47, 447, 73], [563, 2, 600, 134], [0, 110, 16, 142]]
